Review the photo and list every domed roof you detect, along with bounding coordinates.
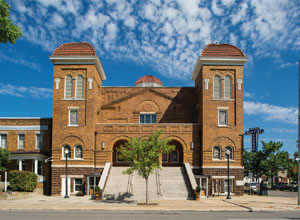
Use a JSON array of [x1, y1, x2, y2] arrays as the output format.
[[52, 42, 96, 56], [134, 75, 163, 87], [201, 43, 245, 57]]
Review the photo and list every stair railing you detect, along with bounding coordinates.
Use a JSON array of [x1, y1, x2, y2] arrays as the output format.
[[127, 172, 134, 194]]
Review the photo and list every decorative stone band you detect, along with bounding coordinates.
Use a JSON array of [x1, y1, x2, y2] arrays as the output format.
[[201, 166, 244, 169], [52, 164, 105, 168], [0, 125, 48, 131], [60, 175, 84, 178]]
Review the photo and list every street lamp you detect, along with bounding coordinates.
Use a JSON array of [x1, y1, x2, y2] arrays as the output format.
[[226, 149, 231, 199], [64, 148, 69, 199]]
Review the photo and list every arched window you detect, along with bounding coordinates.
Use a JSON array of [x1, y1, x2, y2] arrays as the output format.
[[65, 75, 73, 98], [213, 75, 221, 99], [62, 145, 71, 159], [224, 75, 232, 99], [225, 146, 233, 160], [162, 153, 168, 162], [76, 75, 84, 98], [74, 145, 82, 159], [213, 146, 221, 160]]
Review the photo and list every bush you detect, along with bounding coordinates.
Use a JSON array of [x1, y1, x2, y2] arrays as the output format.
[[195, 185, 201, 193], [9, 170, 37, 192]]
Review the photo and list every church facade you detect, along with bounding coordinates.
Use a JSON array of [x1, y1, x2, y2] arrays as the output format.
[[0, 42, 247, 196]]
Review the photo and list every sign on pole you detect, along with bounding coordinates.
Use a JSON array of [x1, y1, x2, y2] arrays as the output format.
[[245, 127, 264, 152]]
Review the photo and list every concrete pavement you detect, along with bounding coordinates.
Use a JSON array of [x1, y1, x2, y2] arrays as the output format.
[[0, 194, 300, 212]]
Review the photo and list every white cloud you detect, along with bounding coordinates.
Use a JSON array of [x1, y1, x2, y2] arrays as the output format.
[[5, 0, 300, 80], [0, 52, 42, 71], [244, 92, 255, 98], [0, 83, 52, 99], [271, 128, 297, 133], [244, 101, 298, 125]]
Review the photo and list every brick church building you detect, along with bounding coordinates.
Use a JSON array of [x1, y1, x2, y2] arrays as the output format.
[[0, 42, 247, 197]]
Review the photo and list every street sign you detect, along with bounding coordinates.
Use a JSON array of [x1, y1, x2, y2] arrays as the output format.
[[245, 127, 264, 152]]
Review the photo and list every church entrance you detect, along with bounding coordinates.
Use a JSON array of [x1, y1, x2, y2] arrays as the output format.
[[112, 140, 129, 166], [162, 140, 183, 167]]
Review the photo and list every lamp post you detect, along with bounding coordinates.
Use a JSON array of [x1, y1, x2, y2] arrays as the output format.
[[64, 148, 69, 199], [226, 149, 231, 199]]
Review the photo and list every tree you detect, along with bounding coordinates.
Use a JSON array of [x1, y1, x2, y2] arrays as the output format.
[[119, 130, 175, 204], [0, 0, 22, 44], [243, 141, 289, 185], [0, 148, 10, 172]]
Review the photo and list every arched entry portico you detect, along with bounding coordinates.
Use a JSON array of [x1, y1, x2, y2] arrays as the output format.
[[112, 139, 129, 166], [162, 140, 183, 167]]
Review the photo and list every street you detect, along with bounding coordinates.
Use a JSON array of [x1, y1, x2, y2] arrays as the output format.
[[0, 210, 300, 220], [268, 190, 298, 197]]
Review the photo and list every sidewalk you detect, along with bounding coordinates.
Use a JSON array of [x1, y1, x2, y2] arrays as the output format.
[[0, 194, 299, 212]]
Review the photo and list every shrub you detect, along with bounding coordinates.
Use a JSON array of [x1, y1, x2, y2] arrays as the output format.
[[195, 185, 201, 193], [94, 185, 101, 193], [9, 170, 37, 192]]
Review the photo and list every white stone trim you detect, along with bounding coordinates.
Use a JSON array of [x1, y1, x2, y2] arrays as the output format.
[[237, 79, 243, 91], [202, 166, 244, 169], [211, 176, 235, 179], [0, 125, 48, 131], [52, 164, 105, 168], [9, 154, 47, 160], [88, 78, 93, 90], [191, 56, 247, 81], [49, 56, 106, 80], [60, 175, 84, 178], [204, 78, 209, 90], [55, 78, 60, 90]]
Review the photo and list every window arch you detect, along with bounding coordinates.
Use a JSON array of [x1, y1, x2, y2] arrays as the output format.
[[213, 146, 221, 160], [76, 75, 84, 98], [225, 146, 233, 160], [224, 75, 232, 99], [213, 75, 221, 99], [74, 145, 82, 159], [65, 75, 73, 98], [62, 145, 71, 159]]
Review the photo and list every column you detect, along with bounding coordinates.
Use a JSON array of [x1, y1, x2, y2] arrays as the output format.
[[34, 160, 38, 175], [18, 160, 22, 171]]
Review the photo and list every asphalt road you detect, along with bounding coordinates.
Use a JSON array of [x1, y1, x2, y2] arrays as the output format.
[[0, 211, 300, 220], [268, 190, 298, 197]]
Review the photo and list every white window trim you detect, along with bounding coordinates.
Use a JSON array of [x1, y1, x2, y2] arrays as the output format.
[[74, 145, 83, 159], [74, 178, 83, 193], [64, 75, 73, 99], [75, 75, 84, 99], [139, 112, 157, 124], [224, 75, 232, 100], [18, 134, 25, 149], [225, 146, 234, 160], [218, 109, 228, 127], [213, 75, 221, 100], [212, 146, 221, 160], [68, 108, 79, 126], [35, 133, 43, 150], [62, 146, 71, 159]]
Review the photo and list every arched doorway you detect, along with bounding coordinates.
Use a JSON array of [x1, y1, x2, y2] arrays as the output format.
[[162, 140, 183, 167], [112, 139, 129, 166]]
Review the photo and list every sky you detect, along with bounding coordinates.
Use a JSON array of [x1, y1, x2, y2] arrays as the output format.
[[0, 0, 299, 156]]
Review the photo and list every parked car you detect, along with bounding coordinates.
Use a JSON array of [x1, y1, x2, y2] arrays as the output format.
[[293, 185, 298, 192], [271, 182, 294, 191], [244, 182, 259, 193]]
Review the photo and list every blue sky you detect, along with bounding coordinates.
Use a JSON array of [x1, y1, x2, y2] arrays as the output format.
[[0, 0, 299, 155]]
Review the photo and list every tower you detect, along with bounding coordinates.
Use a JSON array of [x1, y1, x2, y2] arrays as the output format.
[[192, 44, 247, 195], [49, 42, 106, 195]]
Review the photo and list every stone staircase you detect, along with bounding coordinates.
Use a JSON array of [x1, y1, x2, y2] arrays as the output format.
[[161, 167, 193, 200], [102, 166, 193, 201]]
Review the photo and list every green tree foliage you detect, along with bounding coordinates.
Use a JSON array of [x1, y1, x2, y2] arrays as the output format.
[[0, 148, 10, 172], [244, 141, 289, 185], [0, 0, 22, 44], [119, 130, 175, 204], [9, 170, 37, 192]]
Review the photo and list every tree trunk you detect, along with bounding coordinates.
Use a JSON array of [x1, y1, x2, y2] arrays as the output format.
[[146, 177, 149, 204]]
